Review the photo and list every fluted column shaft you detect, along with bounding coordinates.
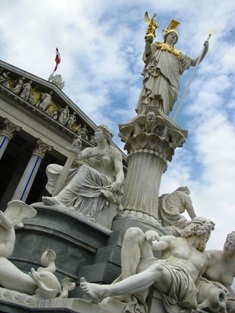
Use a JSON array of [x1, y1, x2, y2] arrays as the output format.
[[12, 139, 52, 201], [118, 107, 187, 226], [122, 150, 167, 218]]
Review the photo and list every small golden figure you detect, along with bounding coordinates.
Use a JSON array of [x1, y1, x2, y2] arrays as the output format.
[[144, 12, 159, 38]]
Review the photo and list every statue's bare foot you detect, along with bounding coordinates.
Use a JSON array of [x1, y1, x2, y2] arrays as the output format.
[[80, 277, 105, 303], [42, 196, 59, 206]]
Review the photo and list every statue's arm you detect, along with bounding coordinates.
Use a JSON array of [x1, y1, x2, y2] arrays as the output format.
[[151, 237, 170, 252], [0, 211, 13, 229], [109, 150, 125, 192], [184, 195, 196, 219], [143, 36, 154, 59], [145, 230, 170, 252], [76, 147, 93, 162], [70, 138, 92, 162], [190, 41, 209, 66]]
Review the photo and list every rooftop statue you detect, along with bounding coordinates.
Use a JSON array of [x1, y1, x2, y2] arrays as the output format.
[[11, 77, 25, 95], [37, 91, 53, 111], [158, 186, 197, 235], [0, 71, 10, 88], [48, 73, 65, 90], [66, 112, 76, 129], [20, 80, 32, 101], [80, 217, 226, 313], [42, 125, 124, 227], [58, 105, 70, 125], [135, 15, 209, 116]]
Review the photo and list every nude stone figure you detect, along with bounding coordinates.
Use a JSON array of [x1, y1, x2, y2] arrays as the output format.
[[204, 231, 235, 291], [0, 200, 36, 258], [203, 231, 235, 313], [80, 217, 215, 313], [0, 202, 75, 299]]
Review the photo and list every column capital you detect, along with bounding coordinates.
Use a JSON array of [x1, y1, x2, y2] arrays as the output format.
[[119, 107, 188, 162], [33, 139, 53, 158], [0, 118, 21, 140]]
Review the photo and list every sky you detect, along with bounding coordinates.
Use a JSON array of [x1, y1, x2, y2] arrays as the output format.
[[0, 0, 235, 282]]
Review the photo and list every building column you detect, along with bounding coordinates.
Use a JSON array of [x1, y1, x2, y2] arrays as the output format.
[[0, 155, 27, 209], [12, 139, 52, 202], [0, 119, 21, 159]]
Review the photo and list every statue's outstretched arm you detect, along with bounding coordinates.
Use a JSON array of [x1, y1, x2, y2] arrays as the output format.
[[109, 150, 125, 193], [191, 41, 209, 66], [144, 36, 154, 58], [185, 196, 196, 219]]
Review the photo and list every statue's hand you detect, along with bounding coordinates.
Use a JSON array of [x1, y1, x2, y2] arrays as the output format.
[[109, 181, 122, 193], [145, 230, 160, 244], [145, 35, 154, 44]]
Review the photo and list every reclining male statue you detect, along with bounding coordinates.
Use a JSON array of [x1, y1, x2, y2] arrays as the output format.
[[80, 217, 227, 313]]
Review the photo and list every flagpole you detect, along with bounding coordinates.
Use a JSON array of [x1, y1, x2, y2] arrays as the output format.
[[48, 48, 61, 81], [172, 29, 213, 121]]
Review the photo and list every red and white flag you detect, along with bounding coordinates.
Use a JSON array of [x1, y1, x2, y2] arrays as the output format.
[[53, 47, 61, 72]]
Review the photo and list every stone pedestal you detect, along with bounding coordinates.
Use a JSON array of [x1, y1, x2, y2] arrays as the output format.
[[117, 107, 188, 226], [121, 134, 168, 218]]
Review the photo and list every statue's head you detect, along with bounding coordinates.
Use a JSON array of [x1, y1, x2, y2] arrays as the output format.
[[164, 31, 178, 45], [181, 217, 215, 251], [163, 20, 180, 45], [224, 231, 235, 255], [175, 186, 190, 194], [96, 125, 114, 145], [146, 111, 157, 123]]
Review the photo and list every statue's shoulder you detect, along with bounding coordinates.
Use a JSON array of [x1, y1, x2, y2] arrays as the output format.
[[154, 42, 182, 59], [109, 147, 122, 161]]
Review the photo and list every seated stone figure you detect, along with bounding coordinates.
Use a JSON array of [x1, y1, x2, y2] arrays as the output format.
[[158, 186, 197, 235], [42, 125, 124, 228], [80, 217, 224, 313], [203, 231, 235, 313]]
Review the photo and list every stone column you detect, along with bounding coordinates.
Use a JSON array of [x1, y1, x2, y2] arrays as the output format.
[[12, 139, 52, 201], [117, 107, 188, 226], [0, 119, 21, 159], [0, 155, 27, 209], [121, 133, 169, 221]]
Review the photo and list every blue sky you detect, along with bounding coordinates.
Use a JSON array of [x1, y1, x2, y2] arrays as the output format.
[[0, 0, 235, 276]]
